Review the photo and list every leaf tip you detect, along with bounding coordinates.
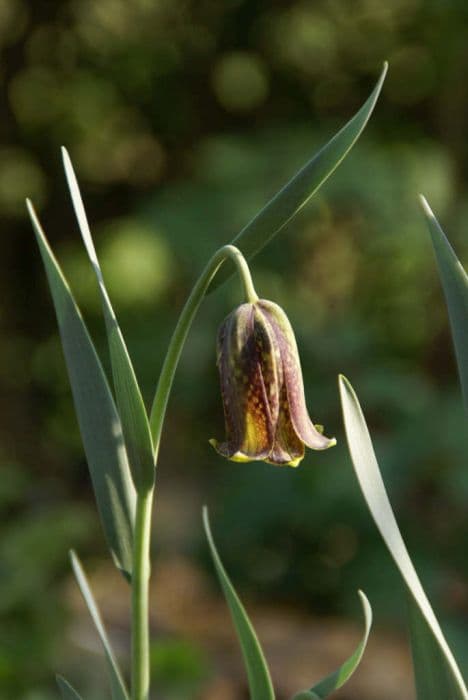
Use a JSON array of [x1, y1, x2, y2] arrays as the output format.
[[380, 61, 389, 81], [357, 589, 372, 623], [25, 197, 35, 217], [202, 505, 210, 532], [69, 549, 80, 572], [61, 145, 73, 172], [26, 199, 43, 237], [202, 507, 218, 556], [418, 194, 433, 219], [418, 195, 460, 262], [338, 373, 353, 395], [62, 147, 72, 175], [373, 61, 388, 94]]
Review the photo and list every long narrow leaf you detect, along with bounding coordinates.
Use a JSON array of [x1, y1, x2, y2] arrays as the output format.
[[62, 148, 155, 492], [211, 62, 387, 290], [419, 196, 468, 412], [408, 593, 461, 699], [56, 675, 84, 700], [203, 507, 275, 700], [28, 200, 135, 579], [305, 591, 372, 698], [339, 374, 468, 700], [70, 551, 129, 700]]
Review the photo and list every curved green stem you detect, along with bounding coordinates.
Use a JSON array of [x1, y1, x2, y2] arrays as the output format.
[[149, 244, 258, 461], [131, 490, 153, 700], [131, 245, 255, 699]]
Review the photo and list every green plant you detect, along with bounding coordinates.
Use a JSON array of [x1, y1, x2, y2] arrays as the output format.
[[26, 61, 467, 700], [338, 196, 468, 699]]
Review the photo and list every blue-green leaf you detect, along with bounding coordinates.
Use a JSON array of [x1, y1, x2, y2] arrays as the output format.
[[70, 551, 129, 700], [57, 675, 84, 700], [295, 591, 372, 699], [27, 200, 135, 579], [419, 196, 468, 413], [212, 63, 387, 290], [408, 593, 462, 699], [203, 507, 275, 700], [339, 374, 468, 700], [62, 148, 155, 492]]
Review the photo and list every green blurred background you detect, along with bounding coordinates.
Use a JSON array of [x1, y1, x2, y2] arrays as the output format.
[[1, 1, 467, 698]]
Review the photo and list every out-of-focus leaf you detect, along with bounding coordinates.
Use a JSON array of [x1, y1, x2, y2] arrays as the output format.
[[408, 593, 461, 699], [419, 196, 468, 412], [57, 675, 84, 700], [293, 591, 371, 699], [27, 200, 135, 579], [339, 375, 468, 700], [70, 551, 129, 700], [62, 147, 155, 492], [211, 63, 387, 290], [203, 507, 275, 700]]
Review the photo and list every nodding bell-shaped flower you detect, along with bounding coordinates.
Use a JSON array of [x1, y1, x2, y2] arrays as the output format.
[[210, 300, 336, 467]]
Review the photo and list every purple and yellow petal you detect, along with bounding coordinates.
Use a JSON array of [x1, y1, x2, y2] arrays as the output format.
[[210, 304, 274, 461], [259, 300, 335, 451], [211, 298, 336, 467], [266, 385, 305, 467]]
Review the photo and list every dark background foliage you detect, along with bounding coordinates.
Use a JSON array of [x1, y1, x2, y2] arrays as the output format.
[[0, 1, 467, 698]]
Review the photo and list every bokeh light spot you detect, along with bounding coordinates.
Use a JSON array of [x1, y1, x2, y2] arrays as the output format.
[[270, 7, 337, 75], [0, 148, 45, 216], [212, 51, 269, 113], [99, 218, 174, 308]]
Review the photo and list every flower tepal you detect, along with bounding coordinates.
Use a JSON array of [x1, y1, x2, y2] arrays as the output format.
[[210, 300, 336, 467]]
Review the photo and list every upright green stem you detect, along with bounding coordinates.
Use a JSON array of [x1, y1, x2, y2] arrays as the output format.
[[149, 244, 258, 459], [131, 245, 255, 700], [131, 489, 153, 700]]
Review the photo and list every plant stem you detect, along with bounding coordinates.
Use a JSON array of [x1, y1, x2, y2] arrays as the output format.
[[131, 489, 153, 700], [134, 245, 255, 699], [149, 244, 258, 459]]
